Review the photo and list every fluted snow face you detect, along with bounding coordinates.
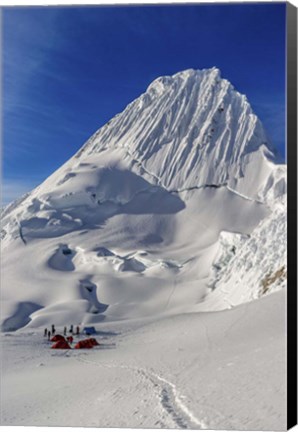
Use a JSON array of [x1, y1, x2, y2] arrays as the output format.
[[79, 68, 275, 193]]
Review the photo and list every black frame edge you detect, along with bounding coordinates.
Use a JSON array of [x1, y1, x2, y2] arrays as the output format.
[[287, 1, 298, 430]]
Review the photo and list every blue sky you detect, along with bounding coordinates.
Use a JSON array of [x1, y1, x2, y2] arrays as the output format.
[[2, 3, 286, 205]]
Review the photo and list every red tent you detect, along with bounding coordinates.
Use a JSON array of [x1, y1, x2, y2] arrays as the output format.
[[67, 336, 74, 344], [87, 338, 100, 346], [51, 334, 66, 342], [51, 340, 71, 349], [74, 339, 94, 349]]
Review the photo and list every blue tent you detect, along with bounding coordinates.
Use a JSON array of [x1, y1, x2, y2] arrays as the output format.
[[83, 326, 96, 335]]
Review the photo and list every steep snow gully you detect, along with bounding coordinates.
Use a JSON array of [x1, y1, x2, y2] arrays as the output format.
[[1, 67, 286, 330]]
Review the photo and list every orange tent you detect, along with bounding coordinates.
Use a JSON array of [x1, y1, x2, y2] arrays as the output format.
[[51, 334, 66, 342], [51, 340, 71, 349], [87, 338, 100, 346], [74, 339, 94, 349]]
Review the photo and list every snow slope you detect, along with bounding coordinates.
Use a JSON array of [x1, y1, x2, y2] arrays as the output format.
[[1, 67, 286, 330], [199, 197, 287, 310], [1, 290, 286, 430]]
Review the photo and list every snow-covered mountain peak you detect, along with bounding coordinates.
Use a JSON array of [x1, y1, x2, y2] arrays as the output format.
[[1, 68, 286, 331], [1, 68, 286, 236], [147, 67, 207, 92], [74, 67, 280, 201]]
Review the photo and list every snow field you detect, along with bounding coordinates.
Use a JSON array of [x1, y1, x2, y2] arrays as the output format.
[[1, 290, 285, 429], [1, 184, 270, 330]]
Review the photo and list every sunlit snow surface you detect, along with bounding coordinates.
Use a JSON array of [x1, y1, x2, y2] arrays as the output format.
[[0, 68, 286, 429], [1, 292, 285, 429]]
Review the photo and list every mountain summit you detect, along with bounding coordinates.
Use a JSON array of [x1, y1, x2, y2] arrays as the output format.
[[1, 68, 286, 331], [75, 67, 283, 201]]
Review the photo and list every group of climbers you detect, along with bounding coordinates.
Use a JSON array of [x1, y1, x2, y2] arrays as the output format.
[[44, 324, 58, 340], [44, 324, 81, 341]]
